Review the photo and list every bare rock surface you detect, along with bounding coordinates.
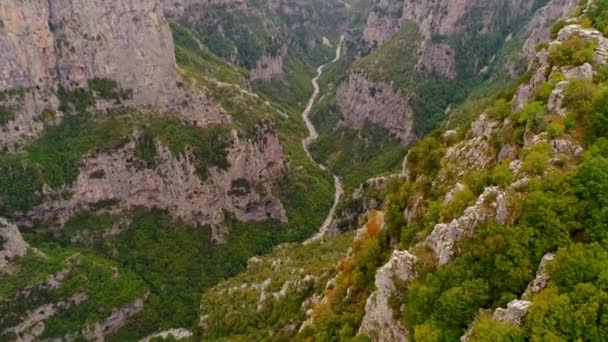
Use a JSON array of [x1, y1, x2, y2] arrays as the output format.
[[0, 0, 227, 148], [250, 46, 288, 81], [424, 186, 506, 265], [358, 250, 417, 341], [336, 72, 415, 142], [0, 217, 29, 271]]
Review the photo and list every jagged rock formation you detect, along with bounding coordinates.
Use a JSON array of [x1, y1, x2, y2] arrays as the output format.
[[424, 186, 508, 265], [250, 45, 288, 81], [336, 72, 416, 142], [358, 250, 417, 341], [26, 123, 287, 239], [0, 217, 29, 271]]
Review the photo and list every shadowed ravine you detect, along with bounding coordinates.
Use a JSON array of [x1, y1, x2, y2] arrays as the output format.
[[303, 35, 345, 242]]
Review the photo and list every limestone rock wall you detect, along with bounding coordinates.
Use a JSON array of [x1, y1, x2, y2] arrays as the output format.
[[250, 45, 288, 81], [26, 123, 287, 241], [336, 72, 416, 142], [0, 0, 227, 149]]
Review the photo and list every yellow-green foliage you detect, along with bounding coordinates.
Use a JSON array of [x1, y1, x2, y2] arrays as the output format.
[[522, 142, 552, 174], [548, 34, 597, 66], [467, 313, 524, 341], [440, 186, 476, 223]]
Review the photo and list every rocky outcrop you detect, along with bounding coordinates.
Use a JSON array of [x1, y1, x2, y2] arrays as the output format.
[[358, 250, 417, 341], [524, 252, 555, 297], [461, 252, 556, 341], [250, 46, 288, 81], [27, 123, 287, 241], [424, 186, 507, 265], [522, 0, 579, 57], [0, 217, 29, 271], [84, 295, 147, 340], [140, 328, 193, 341], [362, 0, 404, 48], [492, 300, 531, 326], [336, 72, 415, 142]]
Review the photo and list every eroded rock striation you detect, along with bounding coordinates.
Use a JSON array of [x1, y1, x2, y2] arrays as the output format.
[[336, 72, 415, 142], [0, 0, 227, 148], [358, 250, 417, 341]]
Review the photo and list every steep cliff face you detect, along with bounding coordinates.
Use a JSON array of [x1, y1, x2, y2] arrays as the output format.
[[0, 0, 177, 100], [49, 0, 176, 105], [25, 122, 286, 242], [0, 0, 227, 149], [336, 72, 416, 142], [250, 45, 289, 81]]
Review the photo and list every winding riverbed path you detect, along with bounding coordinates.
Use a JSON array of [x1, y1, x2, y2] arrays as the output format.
[[304, 35, 345, 243]]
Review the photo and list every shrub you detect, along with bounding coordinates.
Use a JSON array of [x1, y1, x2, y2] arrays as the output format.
[[574, 155, 608, 242], [491, 163, 513, 187], [512, 101, 546, 131], [522, 142, 552, 175], [546, 122, 564, 138], [440, 186, 476, 222], [485, 99, 511, 120], [564, 78, 596, 117], [586, 0, 608, 35], [587, 87, 608, 142], [550, 19, 567, 39], [134, 131, 157, 168], [548, 34, 596, 67]]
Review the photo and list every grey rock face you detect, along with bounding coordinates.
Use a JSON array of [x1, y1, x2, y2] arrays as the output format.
[[0, 217, 29, 271], [27, 123, 287, 237], [358, 250, 417, 341], [336, 72, 416, 142], [363, 0, 536, 78], [250, 45, 288, 81], [492, 300, 532, 325], [48, 0, 176, 106], [424, 186, 506, 265], [0, 0, 227, 148], [524, 252, 555, 297]]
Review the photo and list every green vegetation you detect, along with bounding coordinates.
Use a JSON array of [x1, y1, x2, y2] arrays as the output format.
[[301, 212, 391, 341], [146, 120, 230, 180], [0, 241, 147, 340], [200, 232, 354, 340], [310, 117, 407, 196], [87, 78, 133, 101], [548, 34, 597, 67], [171, 22, 247, 86], [0, 87, 26, 125], [586, 0, 608, 35], [134, 131, 158, 167], [0, 105, 16, 125], [0, 108, 230, 213]]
